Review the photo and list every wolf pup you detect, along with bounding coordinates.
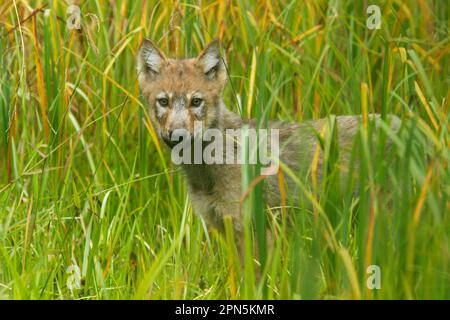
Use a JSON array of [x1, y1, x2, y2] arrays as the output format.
[[137, 39, 400, 253]]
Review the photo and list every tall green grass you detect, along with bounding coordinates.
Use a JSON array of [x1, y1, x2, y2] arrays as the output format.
[[0, 0, 449, 299]]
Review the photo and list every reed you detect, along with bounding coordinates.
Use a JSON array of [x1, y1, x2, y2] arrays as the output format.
[[0, 0, 448, 299]]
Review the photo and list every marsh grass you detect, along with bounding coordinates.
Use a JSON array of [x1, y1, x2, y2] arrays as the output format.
[[0, 0, 449, 299]]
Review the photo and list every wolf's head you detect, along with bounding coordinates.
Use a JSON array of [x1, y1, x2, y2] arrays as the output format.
[[137, 39, 227, 147]]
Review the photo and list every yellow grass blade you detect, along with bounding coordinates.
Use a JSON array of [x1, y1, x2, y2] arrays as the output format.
[[414, 81, 439, 130], [339, 247, 361, 299], [31, 15, 49, 139], [246, 49, 257, 117]]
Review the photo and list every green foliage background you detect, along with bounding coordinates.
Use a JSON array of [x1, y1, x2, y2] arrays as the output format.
[[0, 0, 448, 299]]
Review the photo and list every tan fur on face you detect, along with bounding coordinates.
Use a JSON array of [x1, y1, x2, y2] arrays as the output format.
[[138, 40, 226, 138]]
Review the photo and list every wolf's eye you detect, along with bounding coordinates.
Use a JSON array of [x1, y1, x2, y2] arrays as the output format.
[[157, 98, 169, 107], [191, 98, 203, 107]]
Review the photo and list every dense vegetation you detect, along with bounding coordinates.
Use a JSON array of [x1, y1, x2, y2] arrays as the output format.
[[0, 0, 448, 299]]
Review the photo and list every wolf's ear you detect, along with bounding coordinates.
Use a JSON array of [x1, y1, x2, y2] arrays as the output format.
[[196, 40, 227, 82], [137, 39, 166, 78]]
